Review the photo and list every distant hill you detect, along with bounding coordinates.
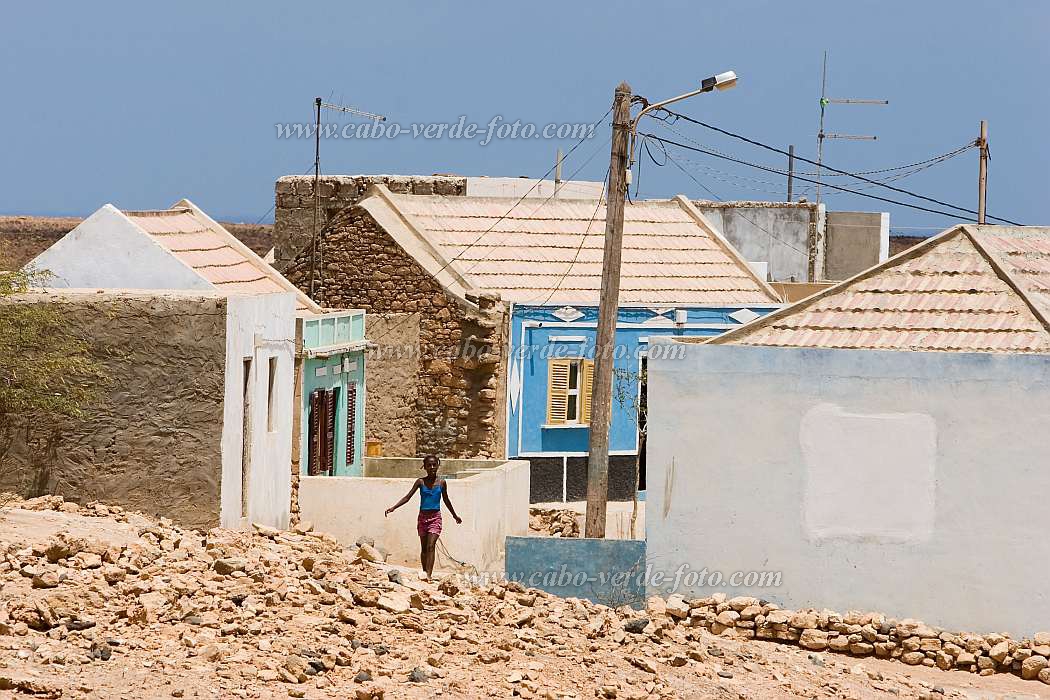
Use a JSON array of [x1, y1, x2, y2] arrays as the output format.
[[0, 215, 273, 270]]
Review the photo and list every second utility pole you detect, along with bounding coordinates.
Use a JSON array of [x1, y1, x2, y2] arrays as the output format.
[[977, 120, 988, 224], [585, 82, 632, 538]]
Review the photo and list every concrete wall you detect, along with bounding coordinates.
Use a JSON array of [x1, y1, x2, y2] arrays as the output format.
[[221, 293, 296, 530], [298, 458, 530, 571], [505, 536, 646, 608], [0, 292, 227, 529], [825, 211, 890, 280], [696, 202, 825, 283], [646, 342, 1050, 636], [465, 177, 604, 199], [25, 205, 215, 292]]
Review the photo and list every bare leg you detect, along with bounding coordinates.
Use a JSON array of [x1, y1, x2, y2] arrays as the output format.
[[418, 534, 427, 576], [424, 533, 439, 578]]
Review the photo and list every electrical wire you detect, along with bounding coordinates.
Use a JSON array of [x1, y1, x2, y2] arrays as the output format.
[[642, 132, 1008, 222], [251, 162, 317, 225], [365, 105, 614, 345], [655, 117, 976, 196], [642, 135, 810, 260], [528, 166, 611, 305], [657, 109, 1022, 225], [436, 537, 478, 576]]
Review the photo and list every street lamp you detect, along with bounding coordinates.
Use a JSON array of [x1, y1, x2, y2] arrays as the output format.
[[628, 70, 738, 167], [583, 72, 737, 539]]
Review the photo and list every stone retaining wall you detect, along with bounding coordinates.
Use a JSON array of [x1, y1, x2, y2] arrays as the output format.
[[654, 593, 1050, 684]]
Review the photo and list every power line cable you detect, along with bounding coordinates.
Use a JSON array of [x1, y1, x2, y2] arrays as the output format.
[[366, 106, 613, 345], [657, 109, 1022, 225], [529, 167, 611, 305], [654, 119, 972, 199], [642, 132, 1009, 223], [642, 136, 809, 261]]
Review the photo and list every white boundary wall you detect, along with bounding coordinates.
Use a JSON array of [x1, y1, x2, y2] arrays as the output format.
[[646, 342, 1050, 636], [299, 459, 530, 572], [221, 293, 296, 530]]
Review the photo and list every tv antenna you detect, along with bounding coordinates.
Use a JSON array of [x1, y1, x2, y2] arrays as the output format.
[[815, 51, 888, 203], [309, 97, 386, 300]]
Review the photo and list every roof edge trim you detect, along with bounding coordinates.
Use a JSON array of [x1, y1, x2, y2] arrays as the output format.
[[673, 195, 781, 303], [706, 224, 970, 346]]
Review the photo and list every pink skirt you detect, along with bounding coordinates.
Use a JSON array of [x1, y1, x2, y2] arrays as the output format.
[[417, 510, 442, 536]]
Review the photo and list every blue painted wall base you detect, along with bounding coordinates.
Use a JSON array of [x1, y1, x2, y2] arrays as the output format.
[[505, 536, 646, 609]]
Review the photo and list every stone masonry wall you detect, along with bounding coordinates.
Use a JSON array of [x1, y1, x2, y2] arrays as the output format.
[[273, 175, 467, 271], [0, 294, 227, 529], [284, 208, 507, 459]]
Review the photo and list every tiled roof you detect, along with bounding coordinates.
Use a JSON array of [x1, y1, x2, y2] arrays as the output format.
[[123, 204, 319, 312], [363, 189, 780, 305], [709, 225, 1050, 353]]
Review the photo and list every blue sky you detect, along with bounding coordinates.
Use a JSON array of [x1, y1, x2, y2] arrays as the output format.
[[3, 1, 1047, 232]]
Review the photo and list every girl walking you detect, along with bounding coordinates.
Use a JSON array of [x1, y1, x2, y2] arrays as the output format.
[[384, 455, 461, 579]]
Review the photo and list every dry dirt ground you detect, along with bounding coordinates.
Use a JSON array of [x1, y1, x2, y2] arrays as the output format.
[[0, 215, 273, 269], [0, 497, 1046, 700]]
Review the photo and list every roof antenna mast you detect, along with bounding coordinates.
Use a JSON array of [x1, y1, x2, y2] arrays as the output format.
[[815, 52, 888, 203], [308, 97, 386, 301]]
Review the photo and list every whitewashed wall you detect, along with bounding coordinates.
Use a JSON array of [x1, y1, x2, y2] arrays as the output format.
[[221, 292, 296, 529], [25, 205, 214, 291], [646, 342, 1050, 636], [299, 459, 530, 571]]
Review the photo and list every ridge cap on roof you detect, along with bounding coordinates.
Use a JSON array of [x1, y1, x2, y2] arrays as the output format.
[[382, 191, 678, 206], [122, 208, 194, 217], [706, 224, 972, 346]]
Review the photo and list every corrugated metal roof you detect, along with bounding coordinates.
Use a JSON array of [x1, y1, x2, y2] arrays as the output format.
[[123, 207, 317, 312], [377, 192, 780, 305], [710, 225, 1050, 354]]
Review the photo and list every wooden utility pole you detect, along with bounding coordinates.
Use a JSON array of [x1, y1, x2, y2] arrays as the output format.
[[585, 82, 632, 538], [787, 145, 795, 202], [309, 97, 322, 299], [978, 120, 988, 224]]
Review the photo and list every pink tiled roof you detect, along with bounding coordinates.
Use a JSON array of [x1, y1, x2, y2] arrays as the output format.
[[123, 207, 317, 312], [709, 225, 1050, 353], [379, 192, 780, 305]]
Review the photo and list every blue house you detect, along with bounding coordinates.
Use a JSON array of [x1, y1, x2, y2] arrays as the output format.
[[494, 196, 782, 501]]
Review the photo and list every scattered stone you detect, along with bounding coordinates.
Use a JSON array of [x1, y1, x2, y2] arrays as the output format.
[[623, 617, 649, 634], [356, 544, 384, 562], [407, 666, 428, 683], [212, 558, 247, 576]]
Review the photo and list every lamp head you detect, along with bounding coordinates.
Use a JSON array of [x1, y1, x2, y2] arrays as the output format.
[[701, 70, 738, 92]]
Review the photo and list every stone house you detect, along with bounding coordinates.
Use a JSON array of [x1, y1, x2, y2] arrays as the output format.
[[279, 184, 784, 503], [25, 201, 368, 519], [0, 289, 295, 530]]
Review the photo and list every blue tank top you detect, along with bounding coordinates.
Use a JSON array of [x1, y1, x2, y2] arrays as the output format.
[[419, 480, 443, 511]]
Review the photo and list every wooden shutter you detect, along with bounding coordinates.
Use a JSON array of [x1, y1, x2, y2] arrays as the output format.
[[580, 359, 595, 424], [308, 389, 323, 475], [547, 359, 571, 424], [345, 383, 357, 466], [324, 387, 339, 475]]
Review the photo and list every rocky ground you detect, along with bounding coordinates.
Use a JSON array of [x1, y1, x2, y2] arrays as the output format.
[[0, 496, 1047, 700], [528, 509, 580, 538]]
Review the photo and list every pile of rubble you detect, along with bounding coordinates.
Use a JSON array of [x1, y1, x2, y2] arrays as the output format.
[[528, 508, 580, 538], [0, 495, 1045, 699], [672, 593, 1050, 683]]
